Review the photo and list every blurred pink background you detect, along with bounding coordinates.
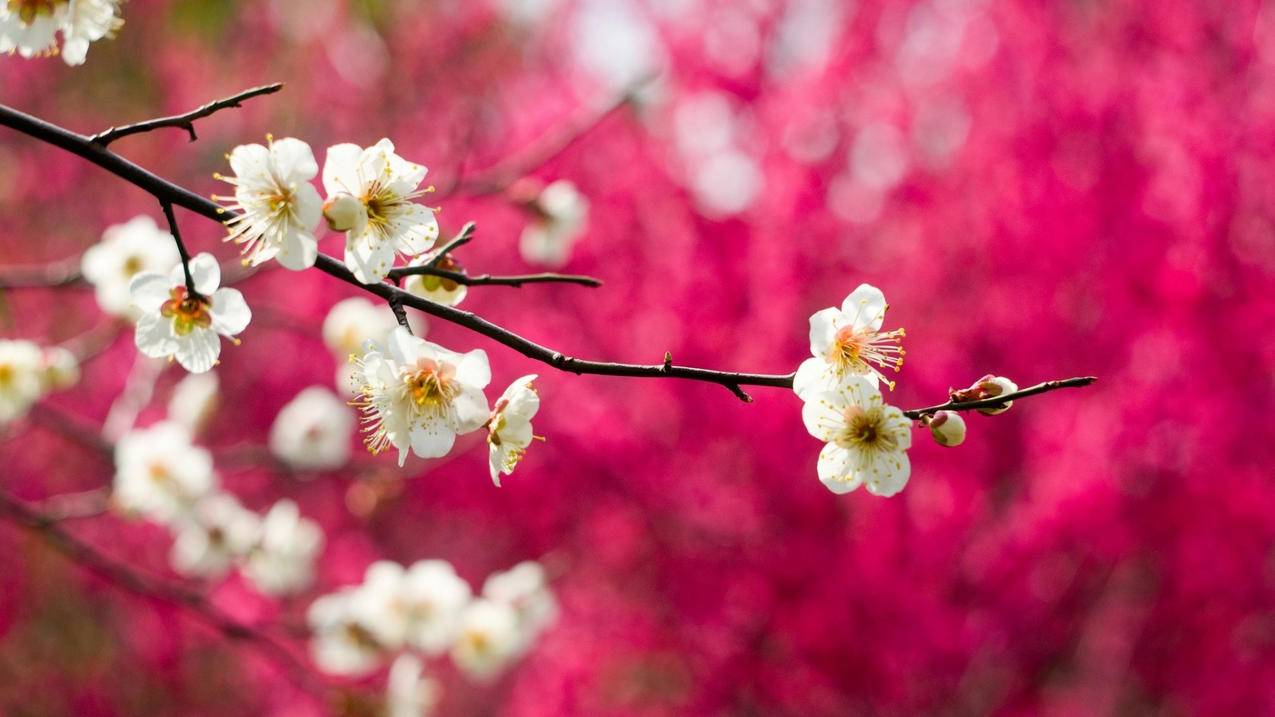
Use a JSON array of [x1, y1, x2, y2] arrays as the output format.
[[2, 0, 1274, 714]]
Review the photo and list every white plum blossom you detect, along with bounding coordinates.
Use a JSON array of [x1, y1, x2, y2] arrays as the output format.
[[0, 0, 121, 65], [387, 654, 440, 717], [343, 559, 473, 656], [129, 253, 252, 373], [307, 587, 387, 676], [485, 375, 540, 486], [169, 492, 260, 579], [519, 180, 589, 267], [215, 136, 323, 270], [801, 375, 913, 497], [322, 296, 416, 393], [167, 371, 220, 437], [81, 215, 180, 317], [321, 139, 440, 284], [402, 251, 467, 307], [0, 339, 45, 423], [450, 598, 523, 681], [350, 328, 491, 466], [242, 499, 323, 596], [482, 561, 556, 653], [113, 421, 215, 523], [793, 283, 905, 398], [927, 410, 966, 446], [268, 386, 354, 471], [39, 346, 79, 391]]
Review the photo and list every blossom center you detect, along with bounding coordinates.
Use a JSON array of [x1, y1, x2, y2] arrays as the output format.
[[827, 324, 906, 389], [403, 359, 458, 416], [160, 286, 213, 337], [8, 0, 65, 24], [0, 363, 12, 388], [837, 406, 897, 453], [121, 255, 144, 277]]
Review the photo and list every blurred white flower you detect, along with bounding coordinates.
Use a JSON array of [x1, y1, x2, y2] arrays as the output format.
[[39, 346, 79, 392], [322, 296, 404, 358], [350, 328, 490, 465], [169, 491, 260, 580], [113, 421, 216, 523], [927, 410, 966, 447], [402, 252, 467, 307], [81, 215, 180, 317], [482, 561, 556, 653], [387, 654, 440, 717], [60, 0, 123, 65], [0, 339, 46, 423], [322, 139, 439, 284], [215, 137, 323, 270], [450, 598, 523, 681], [401, 559, 473, 655], [486, 375, 540, 486], [268, 386, 354, 471], [307, 587, 386, 676], [793, 283, 905, 397], [801, 375, 912, 496], [129, 253, 251, 374], [242, 499, 323, 596], [167, 371, 220, 437], [519, 180, 588, 268]]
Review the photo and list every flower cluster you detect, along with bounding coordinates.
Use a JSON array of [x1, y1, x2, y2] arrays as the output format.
[[308, 559, 556, 690], [0, 0, 122, 66], [349, 327, 543, 481], [112, 420, 323, 594], [215, 136, 439, 284], [0, 339, 78, 424]]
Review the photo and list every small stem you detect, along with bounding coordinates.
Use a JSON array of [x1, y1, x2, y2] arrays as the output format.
[[386, 265, 602, 288], [901, 376, 1097, 420], [388, 296, 411, 333], [160, 199, 199, 298], [90, 83, 284, 146], [425, 222, 476, 267]]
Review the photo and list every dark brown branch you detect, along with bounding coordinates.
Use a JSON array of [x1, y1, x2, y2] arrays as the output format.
[[160, 199, 199, 297], [90, 83, 284, 146], [386, 265, 603, 288], [0, 486, 325, 697], [901, 376, 1097, 420], [0, 99, 790, 402], [388, 295, 411, 333]]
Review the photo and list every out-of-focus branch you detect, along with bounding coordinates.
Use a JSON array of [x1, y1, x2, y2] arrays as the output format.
[[0, 255, 83, 289], [90, 83, 284, 146], [0, 486, 325, 698], [386, 265, 603, 288], [444, 74, 654, 197], [34, 487, 109, 520], [901, 376, 1097, 420]]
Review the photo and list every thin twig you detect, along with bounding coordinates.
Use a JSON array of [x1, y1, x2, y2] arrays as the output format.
[[424, 222, 476, 267], [34, 487, 110, 520], [386, 265, 603, 288], [900, 376, 1097, 420], [90, 83, 284, 146], [160, 199, 198, 297], [388, 295, 411, 333], [0, 487, 325, 698]]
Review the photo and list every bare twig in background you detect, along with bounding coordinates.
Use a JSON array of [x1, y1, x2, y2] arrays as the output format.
[[0, 487, 325, 697], [90, 83, 284, 146], [387, 264, 603, 288], [0, 255, 84, 289]]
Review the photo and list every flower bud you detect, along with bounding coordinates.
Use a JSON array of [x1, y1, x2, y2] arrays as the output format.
[[928, 411, 966, 446], [322, 193, 364, 233], [40, 347, 79, 391], [974, 375, 1018, 415]]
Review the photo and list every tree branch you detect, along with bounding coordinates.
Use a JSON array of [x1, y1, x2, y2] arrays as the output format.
[[0, 486, 325, 698], [0, 255, 83, 289], [423, 221, 475, 268], [160, 199, 199, 297], [386, 265, 603, 288], [90, 83, 284, 146], [900, 376, 1097, 420]]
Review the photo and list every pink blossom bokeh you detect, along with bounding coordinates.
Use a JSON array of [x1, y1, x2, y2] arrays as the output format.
[[2, 0, 1274, 714]]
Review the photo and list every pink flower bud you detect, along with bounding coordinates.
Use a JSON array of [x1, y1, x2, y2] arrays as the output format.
[[975, 376, 1018, 415], [928, 411, 966, 446]]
